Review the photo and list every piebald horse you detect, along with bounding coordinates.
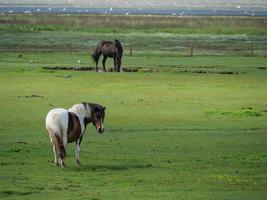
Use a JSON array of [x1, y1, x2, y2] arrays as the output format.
[[45, 103, 106, 167]]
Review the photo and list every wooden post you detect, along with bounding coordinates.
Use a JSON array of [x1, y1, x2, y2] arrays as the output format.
[[69, 42, 72, 55], [190, 43, 194, 57], [130, 41, 133, 56], [250, 42, 254, 57]]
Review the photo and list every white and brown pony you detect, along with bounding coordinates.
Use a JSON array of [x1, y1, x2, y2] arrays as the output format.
[[45, 103, 105, 167]]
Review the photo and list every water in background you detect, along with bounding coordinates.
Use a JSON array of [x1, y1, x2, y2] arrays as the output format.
[[0, 6, 266, 16]]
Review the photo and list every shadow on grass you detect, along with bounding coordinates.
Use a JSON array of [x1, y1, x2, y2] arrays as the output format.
[[0, 189, 43, 198]]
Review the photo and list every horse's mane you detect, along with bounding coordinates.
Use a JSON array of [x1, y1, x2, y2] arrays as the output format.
[[69, 103, 91, 119], [69, 103, 105, 119], [101, 41, 113, 45], [92, 43, 101, 63]]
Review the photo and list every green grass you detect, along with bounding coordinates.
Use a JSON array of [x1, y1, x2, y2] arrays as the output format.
[[1, 28, 267, 55], [1, 52, 267, 74], [0, 52, 267, 199], [0, 14, 267, 199]]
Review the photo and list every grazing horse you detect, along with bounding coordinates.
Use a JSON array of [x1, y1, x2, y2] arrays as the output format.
[[45, 103, 106, 167], [92, 39, 123, 72]]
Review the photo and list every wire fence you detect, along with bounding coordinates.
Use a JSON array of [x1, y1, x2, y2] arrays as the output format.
[[1, 41, 266, 57]]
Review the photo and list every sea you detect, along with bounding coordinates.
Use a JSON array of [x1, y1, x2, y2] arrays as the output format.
[[0, 6, 267, 16]]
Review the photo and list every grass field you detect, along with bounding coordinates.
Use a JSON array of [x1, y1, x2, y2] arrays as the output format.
[[1, 15, 267, 56], [0, 14, 267, 200]]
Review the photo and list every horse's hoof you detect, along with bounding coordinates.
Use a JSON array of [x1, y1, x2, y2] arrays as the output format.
[[54, 162, 60, 167], [59, 161, 66, 168], [76, 160, 81, 167]]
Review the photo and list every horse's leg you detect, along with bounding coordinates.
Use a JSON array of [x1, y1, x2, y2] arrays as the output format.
[[74, 140, 81, 166], [58, 129, 67, 168], [52, 145, 59, 166], [117, 55, 122, 72], [51, 139, 59, 166], [113, 56, 117, 72], [102, 56, 107, 72], [96, 58, 99, 72], [117, 58, 121, 72], [47, 130, 59, 166], [75, 135, 84, 166], [59, 151, 66, 168]]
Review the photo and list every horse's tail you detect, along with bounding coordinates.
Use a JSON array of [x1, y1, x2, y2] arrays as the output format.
[[49, 131, 66, 159], [114, 39, 123, 57], [55, 134, 66, 159]]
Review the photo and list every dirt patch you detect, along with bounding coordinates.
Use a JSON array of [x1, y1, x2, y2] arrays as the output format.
[[17, 94, 44, 98], [177, 70, 240, 74], [257, 67, 266, 70], [42, 66, 240, 75], [42, 66, 144, 72]]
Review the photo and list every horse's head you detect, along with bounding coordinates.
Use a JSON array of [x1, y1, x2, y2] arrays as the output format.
[[91, 105, 106, 134], [69, 103, 106, 134]]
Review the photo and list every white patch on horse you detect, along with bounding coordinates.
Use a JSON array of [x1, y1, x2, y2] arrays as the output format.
[[46, 108, 68, 142], [69, 103, 91, 134], [46, 108, 69, 166]]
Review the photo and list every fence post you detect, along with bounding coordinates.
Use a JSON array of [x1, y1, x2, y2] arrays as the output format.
[[17, 45, 21, 53], [250, 42, 254, 57], [69, 42, 72, 55], [190, 43, 194, 57], [130, 40, 133, 56]]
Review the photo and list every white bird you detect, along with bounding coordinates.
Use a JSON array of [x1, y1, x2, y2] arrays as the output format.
[[24, 10, 31, 14]]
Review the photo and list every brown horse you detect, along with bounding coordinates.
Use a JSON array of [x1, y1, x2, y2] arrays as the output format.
[[92, 39, 123, 72]]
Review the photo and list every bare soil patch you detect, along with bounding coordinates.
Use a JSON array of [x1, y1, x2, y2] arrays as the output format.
[[42, 66, 240, 75]]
